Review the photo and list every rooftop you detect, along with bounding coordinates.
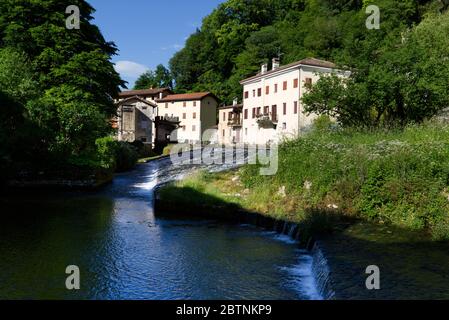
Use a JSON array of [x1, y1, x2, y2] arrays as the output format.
[[240, 58, 337, 84], [118, 87, 172, 98], [157, 92, 217, 102]]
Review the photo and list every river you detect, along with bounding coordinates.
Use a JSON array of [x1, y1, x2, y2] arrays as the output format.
[[0, 158, 322, 300]]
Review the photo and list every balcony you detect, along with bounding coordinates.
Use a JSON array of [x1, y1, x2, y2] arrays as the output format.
[[256, 113, 278, 128], [227, 118, 242, 127], [156, 115, 180, 123]]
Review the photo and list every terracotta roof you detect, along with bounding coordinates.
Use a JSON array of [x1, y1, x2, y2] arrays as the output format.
[[240, 58, 337, 83], [118, 87, 172, 98], [116, 95, 157, 107], [157, 92, 218, 102]]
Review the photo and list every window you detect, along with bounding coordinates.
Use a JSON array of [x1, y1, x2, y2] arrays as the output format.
[[257, 107, 261, 115], [252, 108, 256, 119], [142, 106, 147, 110], [294, 101, 298, 114], [223, 130, 225, 137], [272, 105, 277, 121], [192, 125, 196, 132], [282, 122, 287, 130], [283, 103, 287, 115], [183, 113, 186, 119], [264, 106, 269, 115], [244, 109, 248, 119], [245, 128, 248, 136], [183, 101, 187, 107], [193, 101, 197, 107], [283, 81, 287, 90], [266, 86, 269, 95], [165, 103, 168, 108], [183, 126, 186, 131], [294, 78, 299, 88], [193, 112, 196, 119], [229, 112, 233, 120], [257, 88, 262, 97], [253, 90, 256, 97], [305, 78, 313, 86], [244, 91, 249, 99], [274, 84, 278, 93], [223, 112, 226, 121]]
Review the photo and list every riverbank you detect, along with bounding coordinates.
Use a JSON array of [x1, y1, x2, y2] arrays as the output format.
[[154, 123, 449, 299]]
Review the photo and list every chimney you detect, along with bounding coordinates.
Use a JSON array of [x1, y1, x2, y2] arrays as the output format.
[[272, 57, 280, 70], [233, 98, 238, 106], [261, 63, 268, 74], [159, 92, 163, 99]]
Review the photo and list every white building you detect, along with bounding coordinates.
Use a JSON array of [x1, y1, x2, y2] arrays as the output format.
[[240, 57, 348, 145], [156, 92, 219, 144], [218, 99, 243, 145]]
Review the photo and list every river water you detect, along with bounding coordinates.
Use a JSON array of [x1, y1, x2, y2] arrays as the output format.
[[0, 158, 321, 300]]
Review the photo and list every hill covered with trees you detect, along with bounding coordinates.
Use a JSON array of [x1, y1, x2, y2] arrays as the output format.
[[168, 0, 445, 107]]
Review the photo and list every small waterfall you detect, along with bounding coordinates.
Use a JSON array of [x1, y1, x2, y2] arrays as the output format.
[[311, 241, 336, 300]]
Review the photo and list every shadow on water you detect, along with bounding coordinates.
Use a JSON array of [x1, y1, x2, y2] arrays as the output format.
[[156, 185, 449, 300]]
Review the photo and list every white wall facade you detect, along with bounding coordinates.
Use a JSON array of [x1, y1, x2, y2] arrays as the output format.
[[241, 64, 344, 145]]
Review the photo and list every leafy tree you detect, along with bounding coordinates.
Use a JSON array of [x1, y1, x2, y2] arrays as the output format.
[[134, 64, 173, 90], [0, 0, 125, 175]]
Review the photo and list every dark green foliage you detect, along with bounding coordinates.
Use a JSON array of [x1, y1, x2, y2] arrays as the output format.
[[169, 0, 436, 104], [0, 0, 127, 179], [134, 64, 173, 90], [95, 137, 138, 172]]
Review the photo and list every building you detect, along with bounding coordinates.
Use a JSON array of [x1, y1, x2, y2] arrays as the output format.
[[156, 92, 219, 144], [218, 99, 243, 145], [115, 88, 173, 146], [240, 57, 348, 145], [116, 95, 158, 144]]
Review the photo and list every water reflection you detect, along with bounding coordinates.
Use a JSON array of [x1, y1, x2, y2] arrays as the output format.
[[0, 160, 319, 300]]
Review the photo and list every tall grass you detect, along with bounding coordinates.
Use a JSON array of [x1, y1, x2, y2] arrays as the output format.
[[240, 122, 449, 240]]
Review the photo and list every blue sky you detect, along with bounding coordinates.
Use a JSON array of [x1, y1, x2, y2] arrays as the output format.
[[89, 0, 224, 88]]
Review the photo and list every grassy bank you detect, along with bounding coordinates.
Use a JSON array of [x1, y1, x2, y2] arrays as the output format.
[[158, 122, 449, 241]]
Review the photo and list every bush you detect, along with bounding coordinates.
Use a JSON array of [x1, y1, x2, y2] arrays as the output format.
[[95, 137, 138, 172], [239, 123, 449, 240]]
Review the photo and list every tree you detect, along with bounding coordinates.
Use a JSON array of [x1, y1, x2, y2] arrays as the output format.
[[303, 11, 449, 128], [134, 64, 173, 90], [0, 0, 125, 172]]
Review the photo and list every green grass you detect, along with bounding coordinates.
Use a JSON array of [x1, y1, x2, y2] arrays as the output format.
[[158, 122, 449, 240]]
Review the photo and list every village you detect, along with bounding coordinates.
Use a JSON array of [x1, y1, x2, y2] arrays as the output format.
[[115, 57, 348, 150]]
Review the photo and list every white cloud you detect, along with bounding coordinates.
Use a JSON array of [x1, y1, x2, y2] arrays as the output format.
[[161, 44, 183, 51], [114, 61, 149, 78]]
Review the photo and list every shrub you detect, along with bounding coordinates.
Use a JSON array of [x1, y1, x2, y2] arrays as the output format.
[[95, 137, 138, 172]]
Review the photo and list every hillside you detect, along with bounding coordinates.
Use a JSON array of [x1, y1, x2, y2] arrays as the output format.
[[169, 0, 442, 104]]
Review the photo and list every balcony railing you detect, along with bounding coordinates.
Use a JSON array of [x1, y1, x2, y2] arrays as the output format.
[[156, 116, 180, 123], [227, 118, 242, 127]]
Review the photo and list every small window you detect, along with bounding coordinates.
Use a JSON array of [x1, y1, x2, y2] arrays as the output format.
[[257, 88, 262, 97], [244, 109, 248, 119], [283, 103, 287, 115], [294, 101, 298, 114], [274, 83, 278, 93], [253, 90, 256, 97], [165, 103, 168, 108], [193, 101, 197, 107], [283, 81, 287, 91], [142, 106, 147, 110], [223, 112, 226, 121], [257, 107, 261, 115], [183, 113, 186, 119], [294, 78, 299, 88], [244, 91, 249, 99], [245, 128, 248, 135], [193, 112, 196, 119], [222, 130, 225, 137], [183, 101, 187, 107], [192, 125, 196, 132], [282, 123, 287, 130], [252, 108, 256, 119], [265, 86, 269, 95], [305, 78, 313, 86]]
